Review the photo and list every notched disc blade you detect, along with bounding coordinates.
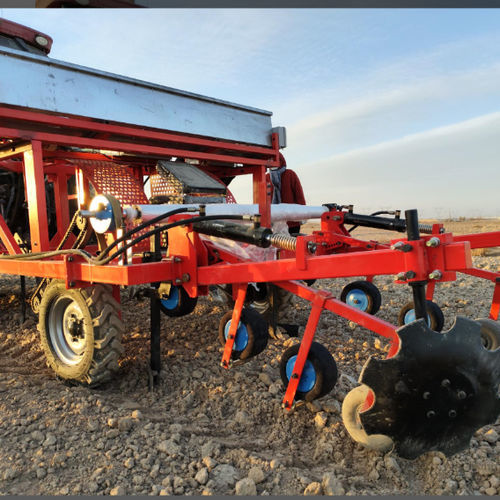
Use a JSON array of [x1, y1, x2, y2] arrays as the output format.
[[359, 317, 500, 459]]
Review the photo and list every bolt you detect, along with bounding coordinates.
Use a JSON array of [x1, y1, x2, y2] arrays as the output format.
[[428, 270, 442, 280], [291, 373, 299, 380], [332, 216, 341, 221], [228, 334, 235, 340], [307, 241, 317, 254], [422, 391, 431, 400], [173, 257, 182, 263], [391, 242, 412, 252], [174, 278, 182, 285], [67, 256, 74, 262], [426, 410, 436, 418], [441, 379, 451, 388], [448, 409, 457, 418], [426, 237, 440, 248], [457, 390, 467, 400], [182, 273, 190, 282], [68, 281, 75, 287]]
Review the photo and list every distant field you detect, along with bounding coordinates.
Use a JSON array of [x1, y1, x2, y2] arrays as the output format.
[[302, 217, 500, 244]]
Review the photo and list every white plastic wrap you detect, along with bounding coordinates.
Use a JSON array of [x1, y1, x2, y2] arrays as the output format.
[[199, 219, 291, 263]]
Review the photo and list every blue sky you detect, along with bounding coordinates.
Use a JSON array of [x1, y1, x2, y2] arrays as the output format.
[[2, 8, 500, 218]]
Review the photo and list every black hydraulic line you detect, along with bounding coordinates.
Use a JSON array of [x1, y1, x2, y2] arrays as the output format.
[[347, 210, 397, 233], [343, 212, 434, 234], [405, 209, 427, 321], [97, 206, 196, 260], [94, 214, 246, 265], [192, 220, 272, 248], [0, 214, 245, 267]]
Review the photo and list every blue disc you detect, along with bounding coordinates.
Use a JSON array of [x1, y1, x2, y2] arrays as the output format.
[[224, 320, 249, 351], [346, 288, 369, 311], [161, 286, 180, 310], [286, 355, 316, 393]]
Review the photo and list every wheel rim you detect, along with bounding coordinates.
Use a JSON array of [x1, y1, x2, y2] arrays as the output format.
[[404, 309, 430, 326], [48, 296, 86, 365], [346, 289, 369, 311], [224, 320, 249, 351], [161, 286, 180, 310], [285, 355, 316, 393]]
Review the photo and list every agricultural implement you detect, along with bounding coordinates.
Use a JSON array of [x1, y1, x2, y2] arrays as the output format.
[[0, 18, 499, 460]]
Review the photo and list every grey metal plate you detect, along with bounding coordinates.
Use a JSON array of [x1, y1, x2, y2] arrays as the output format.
[[0, 47, 274, 146], [157, 161, 226, 194]]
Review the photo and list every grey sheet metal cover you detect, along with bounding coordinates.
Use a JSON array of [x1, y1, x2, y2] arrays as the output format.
[[157, 161, 227, 194], [0, 46, 274, 146]]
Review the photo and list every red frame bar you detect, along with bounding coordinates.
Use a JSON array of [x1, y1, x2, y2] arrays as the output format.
[[23, 141, 50, 252], [220, 284, 247, 368]]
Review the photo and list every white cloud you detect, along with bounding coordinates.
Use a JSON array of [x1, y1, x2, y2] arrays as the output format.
[[296, 112, 500, 218]]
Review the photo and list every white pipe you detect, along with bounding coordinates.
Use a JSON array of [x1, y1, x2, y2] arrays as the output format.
[[123, 203, 329, 223]]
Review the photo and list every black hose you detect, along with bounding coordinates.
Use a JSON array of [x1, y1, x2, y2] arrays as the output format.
[[97, 206, 197, 260], [347, 211, 396, 233], [95, 214, 245, 265]]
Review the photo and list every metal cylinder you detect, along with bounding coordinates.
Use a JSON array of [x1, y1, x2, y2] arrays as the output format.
[[192, 220, 272, 247], [124, 203, 329, 224]]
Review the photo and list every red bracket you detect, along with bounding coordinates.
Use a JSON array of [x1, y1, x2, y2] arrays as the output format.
[[282, 290, 330, 410], [220, 283, 247, 369]]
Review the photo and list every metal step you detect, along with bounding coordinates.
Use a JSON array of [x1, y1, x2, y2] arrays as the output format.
[[0, 46, 278, 146]]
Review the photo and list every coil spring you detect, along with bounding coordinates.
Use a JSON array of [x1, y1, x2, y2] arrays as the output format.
[[268, 233, 297, 251], [419, 224, 434, 234]]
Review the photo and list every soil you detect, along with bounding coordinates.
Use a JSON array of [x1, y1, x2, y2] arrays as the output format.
[[0, 218, 498, 495]]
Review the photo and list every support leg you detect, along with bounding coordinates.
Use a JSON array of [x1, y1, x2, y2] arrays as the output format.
[[405, 209, 427, 320], [150, 289, 161, 387], [20, 276, 26, 324], [149, 231, 162, 387], [221, 283, 247, 368], [282, 292, 327, 410], [489, 278, 500, 320]]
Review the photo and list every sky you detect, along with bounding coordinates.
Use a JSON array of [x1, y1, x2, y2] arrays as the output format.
[[2, 8, 500, 218]]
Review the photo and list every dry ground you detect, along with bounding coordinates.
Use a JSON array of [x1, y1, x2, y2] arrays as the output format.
[[0, 219, 498, 495]]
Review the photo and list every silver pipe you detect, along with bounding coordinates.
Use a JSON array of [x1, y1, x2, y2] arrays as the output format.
[[123, 203, 329, 224]]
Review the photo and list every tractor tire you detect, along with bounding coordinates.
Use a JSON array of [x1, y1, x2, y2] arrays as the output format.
[[38, 281, 124, 386], [397, 300, 445, 332], [218, 307, 268, 361], [342, 384, 394, 452], [279, 341, 338, 401], [476, 318, 500, 351]]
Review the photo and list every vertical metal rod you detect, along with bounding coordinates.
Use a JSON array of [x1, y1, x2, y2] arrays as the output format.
[[20, 276, 26, 324], [405, 209, 427, 320], [150, 231, 162, 387], [270, 284, 277, 338]]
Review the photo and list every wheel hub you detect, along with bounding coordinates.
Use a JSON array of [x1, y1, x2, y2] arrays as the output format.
[[359, 316, 500, 459], [48, 297, 87, 365]]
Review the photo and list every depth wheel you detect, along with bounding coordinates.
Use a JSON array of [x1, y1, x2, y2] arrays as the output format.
[[38, 281, 124, 386], [340, 281, 381, 315], [342, 385, 394, 452], [398, 300, 444, 332], [159, 285, 198, 317], [218, 307, 268, 360], [476, 318, 500, 351], [279, 341, 338, 401]]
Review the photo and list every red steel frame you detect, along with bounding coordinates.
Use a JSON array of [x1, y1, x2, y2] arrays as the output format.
[[2, 104, 500, 408]]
